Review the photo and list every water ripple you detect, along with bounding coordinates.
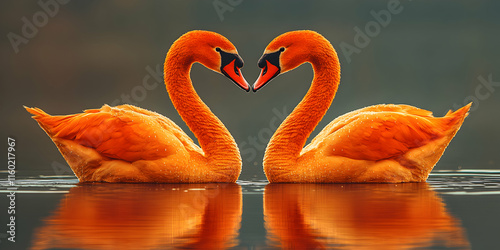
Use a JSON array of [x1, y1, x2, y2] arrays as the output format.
[[0, 170, 499, 195], [429, 170, 500, 195]]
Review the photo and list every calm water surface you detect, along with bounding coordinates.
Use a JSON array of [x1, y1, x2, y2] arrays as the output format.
[[0, 170, 499, 249]]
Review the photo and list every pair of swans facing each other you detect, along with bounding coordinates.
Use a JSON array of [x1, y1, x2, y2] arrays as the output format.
[[26, 30, 470, 183]]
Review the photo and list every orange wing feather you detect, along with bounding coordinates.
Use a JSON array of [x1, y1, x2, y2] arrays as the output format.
[[306, 104, 470, 161], [25, 105, 199, 162]]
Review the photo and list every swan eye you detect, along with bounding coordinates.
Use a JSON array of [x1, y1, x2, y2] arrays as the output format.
[[279, 47, 285, 52], [215, 47, 222, 52]]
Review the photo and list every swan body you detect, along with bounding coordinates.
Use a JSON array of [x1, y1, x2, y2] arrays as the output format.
[[26, 31, 249, 183], [253, 30, 470, 183]]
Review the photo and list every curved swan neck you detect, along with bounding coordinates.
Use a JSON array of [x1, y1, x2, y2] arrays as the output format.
[[163, 48, 241, 169], [265, 49, 341, 161]]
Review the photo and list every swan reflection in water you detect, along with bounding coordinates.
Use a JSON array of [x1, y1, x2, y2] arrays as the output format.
[[31, 183, 242, 250], [264, 183, 470, 249]]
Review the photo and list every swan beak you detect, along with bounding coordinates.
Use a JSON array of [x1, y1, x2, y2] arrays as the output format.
[[252, 60, 280, 92], [222, 59, 250, 92]]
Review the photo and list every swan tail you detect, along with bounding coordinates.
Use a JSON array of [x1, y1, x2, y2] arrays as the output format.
[[25, 106, 78, 137], [25, 106, 50, 118], [443, 102, 471, 135]]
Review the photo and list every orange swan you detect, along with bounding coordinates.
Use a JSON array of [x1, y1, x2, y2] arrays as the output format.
[[25, 30, 249, 183], [253, 30, 470, 183]]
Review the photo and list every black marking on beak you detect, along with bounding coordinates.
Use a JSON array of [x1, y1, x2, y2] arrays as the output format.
[[218, 48, 244, 72]]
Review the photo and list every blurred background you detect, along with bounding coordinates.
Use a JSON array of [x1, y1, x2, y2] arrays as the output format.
[[1, 0, 499, 180]]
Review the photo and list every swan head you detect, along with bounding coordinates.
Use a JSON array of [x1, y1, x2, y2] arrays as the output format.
[[169, 30, 250, 92], [252, 30, 332, 92]]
